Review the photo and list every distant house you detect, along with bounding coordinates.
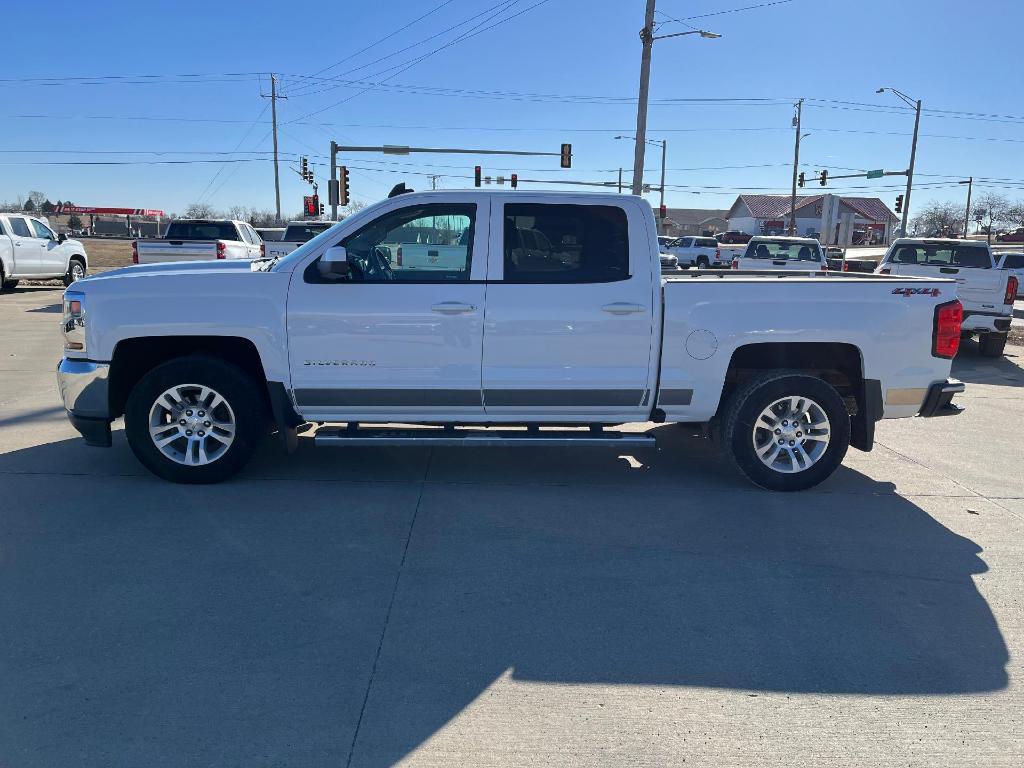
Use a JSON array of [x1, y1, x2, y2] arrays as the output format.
[[653, 207, 730, 237], [726, 194, 898, 245]]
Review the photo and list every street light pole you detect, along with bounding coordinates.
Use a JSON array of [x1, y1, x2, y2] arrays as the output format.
[[789, 99, 803, 236], [960, 177, 973, 237], [659, 139, 667, 214], [903, 99, 922, 237], [631, 0, 657, 195]]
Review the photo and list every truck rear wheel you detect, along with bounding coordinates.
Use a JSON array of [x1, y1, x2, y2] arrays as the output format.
[[125, 356, 263, 484], [722, 372, 850, 492], [63, 258, 86, 287], [979, 332, 1007, 358]]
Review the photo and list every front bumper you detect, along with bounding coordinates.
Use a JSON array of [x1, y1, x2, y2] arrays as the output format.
[[57, 358, 112, 447], [918, 378, 965, 418]]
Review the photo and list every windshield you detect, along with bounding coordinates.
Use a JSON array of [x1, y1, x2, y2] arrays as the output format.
[[166, 221, 239, 241], [284, 223, 332, 242], [888, 244, 992, 269], [744, 240, 822, 261], [270, 220, 343, 271]]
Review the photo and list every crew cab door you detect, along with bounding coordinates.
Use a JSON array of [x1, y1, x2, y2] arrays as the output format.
[[4, 216, 41, 276], [481, 196, 657, 422], [287, 197, 489, 421]]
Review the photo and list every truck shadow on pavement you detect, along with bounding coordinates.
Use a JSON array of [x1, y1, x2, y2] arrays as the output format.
[[952, 339, 1024, 387], [0, 429, 1010, 767]]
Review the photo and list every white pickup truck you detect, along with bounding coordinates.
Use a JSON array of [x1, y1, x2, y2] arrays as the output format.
[[662, 236, 727, 268], [731, 236, 827, 271], [262, 221, 334, 259], [133, 219, 263, 264], [1, 213, 88, 290], [876, 238, 1017, 357], [57, 190, 966, 491]]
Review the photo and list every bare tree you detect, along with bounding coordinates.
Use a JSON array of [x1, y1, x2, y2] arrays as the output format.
[[26, 190, 47, 209], [183, 202, 218, 219], [973, 192, 1011, 243], [910, 200, 963, 237], [1003, 201, 1024, 231]]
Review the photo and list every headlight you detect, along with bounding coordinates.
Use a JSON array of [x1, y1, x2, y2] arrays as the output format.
[[62, 291, 86, 353]]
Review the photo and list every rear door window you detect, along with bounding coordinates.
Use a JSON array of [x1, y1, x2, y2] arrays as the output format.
[[890, 244, 992, 268], [8, 217, 32, 237], [697, 238, 718, 248], [1002, 254, 1024, 269], [503, 203, 629, 283]]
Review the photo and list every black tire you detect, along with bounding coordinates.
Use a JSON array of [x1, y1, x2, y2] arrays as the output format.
[[63, 257, 86, 287], [696, 255, 710, 269], [722, 371, 851, 492], [125, 356, 264, 484], [0, 262, 15, 292], [979, 332, 1007, 358]]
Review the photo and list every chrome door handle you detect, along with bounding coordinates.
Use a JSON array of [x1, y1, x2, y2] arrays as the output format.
[[431, 302, 476, 314], [601, 302, 645, 315]]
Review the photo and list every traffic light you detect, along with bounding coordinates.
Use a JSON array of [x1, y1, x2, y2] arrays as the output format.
[[659, 203, 667, 219], [340, 166, 350, 206], [819, 170, 828, 186], [474, 165, 482, 187], [895, 194, 904, 214], [510, 173, 518, 189], [560, 143, 572, 169], [300, 156, 309, 182], [798, 172, 805, 188], [319, 202, 325, 216]]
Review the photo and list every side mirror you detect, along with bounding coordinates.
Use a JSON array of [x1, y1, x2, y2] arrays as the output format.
[[318, 245, 351, 280], [58, 233, 68, 243]]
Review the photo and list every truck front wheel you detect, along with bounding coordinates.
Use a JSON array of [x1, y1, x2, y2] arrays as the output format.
[[722, 372, 850, 492], [124, 356, 263, 483]]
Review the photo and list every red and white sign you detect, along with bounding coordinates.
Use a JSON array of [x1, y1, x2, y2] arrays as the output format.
[[55, 204, 165, 217]]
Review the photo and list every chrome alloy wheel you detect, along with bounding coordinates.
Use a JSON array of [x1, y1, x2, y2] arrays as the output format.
[[752, 395, 831, 474], [148, 384, 236, 466], [70, 262, 85, 281]]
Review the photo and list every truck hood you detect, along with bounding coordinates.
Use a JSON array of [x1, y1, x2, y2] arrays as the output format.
[[82, 259, 256, 282]]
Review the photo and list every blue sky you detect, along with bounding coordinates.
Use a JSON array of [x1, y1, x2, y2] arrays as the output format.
[[1, 0, 1021, 217]]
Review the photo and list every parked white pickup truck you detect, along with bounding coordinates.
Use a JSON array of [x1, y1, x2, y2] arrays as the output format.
[[133, 219, 263, 264], [663, 236, 726, 268], [1, 213, 88, 291], [57, 190, 965, 491], [731, 236, 827, 271], [262, 221, 334, 259], [876, 238, 1016, 357]]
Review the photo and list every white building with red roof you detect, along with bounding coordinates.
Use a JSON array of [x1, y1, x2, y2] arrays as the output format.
[[726, 194, 898, 245]]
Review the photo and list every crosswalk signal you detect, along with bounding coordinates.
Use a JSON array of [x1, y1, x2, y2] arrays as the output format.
[[511, 173, 518, 189], [474, 165, 482, 187], [895, 194, 904, 214], [303, 195, 316, 217], [340, 166, 350, 206], [819, 170, 828, 186], [560, 143, 572, 168], [798, 172, 805, 188]]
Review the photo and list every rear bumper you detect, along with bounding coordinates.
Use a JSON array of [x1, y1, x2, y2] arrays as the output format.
[[962, 310, 1012, 333], [918, 378, 965, 418], [57, 358, 112, 447]]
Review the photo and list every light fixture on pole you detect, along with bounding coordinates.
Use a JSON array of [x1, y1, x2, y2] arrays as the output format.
[[877, 86, 922, 237], [630, 0, 721, 195]]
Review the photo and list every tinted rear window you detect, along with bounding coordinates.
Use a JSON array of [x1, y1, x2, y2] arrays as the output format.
[[284, 223, 332, 242], [744, 240, 821, 261], [165, 221, 240, 241], [889, 244, 992, 269], [1001, 254, 1024, 269], [697, 238, 718, 248]]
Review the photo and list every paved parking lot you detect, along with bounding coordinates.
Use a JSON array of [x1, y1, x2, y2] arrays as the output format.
[[2, 286, 1022, 767]]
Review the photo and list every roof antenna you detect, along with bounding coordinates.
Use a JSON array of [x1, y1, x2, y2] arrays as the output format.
[[388, 183, 414, 198]]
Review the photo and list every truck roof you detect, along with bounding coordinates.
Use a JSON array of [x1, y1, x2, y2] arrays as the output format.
[[747, 235, 820, 244], [891, 237, 989, 247]]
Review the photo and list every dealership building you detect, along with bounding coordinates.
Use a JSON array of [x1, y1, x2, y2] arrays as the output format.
[[726, 194, 898, 245]]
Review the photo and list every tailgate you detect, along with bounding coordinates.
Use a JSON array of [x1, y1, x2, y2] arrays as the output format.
[[137, 242, 219, 263], [889, 263, 1005, 311]]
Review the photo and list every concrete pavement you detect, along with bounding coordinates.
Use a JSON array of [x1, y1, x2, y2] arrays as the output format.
[[1, 287, 1021, 767]]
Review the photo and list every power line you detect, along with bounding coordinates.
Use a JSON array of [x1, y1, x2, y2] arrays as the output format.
[[657, 0, 797, 25]]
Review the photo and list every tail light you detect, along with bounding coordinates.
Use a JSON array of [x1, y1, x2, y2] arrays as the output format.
[[260, 242, 266, 258], [842, 261, 850, 272], [715, 247, 721, 260], [1005, 276, 1019, 305], [216, 241, 226, 259], [131, 241, 138, 264], [396, 245, 403, 266], [933, 299, 963, 359], [731, 258, 739, 270]]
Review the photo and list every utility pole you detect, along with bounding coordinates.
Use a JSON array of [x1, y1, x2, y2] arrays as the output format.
[[961, 176, 973, 237], [659, 139, 667, 213], [631, 0, 657, 195], [902, 99, 922, 237], [789, 99, 803, 236], [618, 168, 623, 193], [261, 74, 283, 224], [329, 141, 339, 221]]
